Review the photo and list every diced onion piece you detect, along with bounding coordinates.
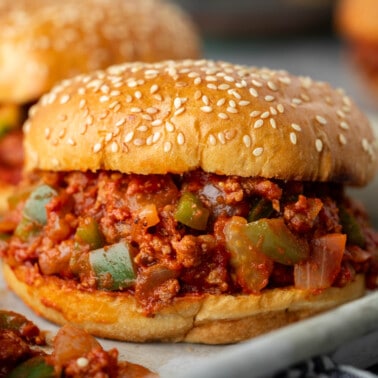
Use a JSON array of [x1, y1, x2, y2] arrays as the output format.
[[294, 233, 346, 290]]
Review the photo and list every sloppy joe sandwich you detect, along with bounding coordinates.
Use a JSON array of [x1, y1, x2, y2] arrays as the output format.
[[0, 0, 200, 212], [1, 60, 377, 344]]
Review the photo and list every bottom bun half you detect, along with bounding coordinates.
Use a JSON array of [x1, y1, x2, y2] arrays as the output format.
[[3, 263, 365, 344]]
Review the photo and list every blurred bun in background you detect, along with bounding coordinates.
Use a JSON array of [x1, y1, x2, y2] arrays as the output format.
[[336, 0, 378, 100], [0, 0, 201, 212]]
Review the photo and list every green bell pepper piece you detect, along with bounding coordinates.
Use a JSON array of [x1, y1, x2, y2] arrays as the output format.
[[244, 218, 310, 265], [175, 192, 209, 230], [248, 198, 274, 222], [89, 241, 136, 290], [339, 206, 366, 248], [75, 217, 105, 250], [23, 185, 57, 225], [7, 356, 55, 378]]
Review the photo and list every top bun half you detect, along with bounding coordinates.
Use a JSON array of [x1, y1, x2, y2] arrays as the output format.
[[23, 60, 378, 186], [0, 0, 200, 104]]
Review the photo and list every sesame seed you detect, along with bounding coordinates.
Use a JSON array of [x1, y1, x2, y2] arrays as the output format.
[[109, 90, 121, 97], [60, 94, 70, 104], [134, 91, 142, 99], [133, 138, 144, 146], [362, 139, 369, 152], [131, 107, 142, 113], [152, 132, 161, 143], [202, 96, 210, 106], [315, 139, 323, 152], [277, 104, 285, 113], [194, 77, 202, 85], [111, 142, 119, 153], [339, 134, 347, 145], [340, 121, 349, 130], [227, 107, 238, 114], [124, 131, 134, 143], [177, 133, 185, 145], [218, 132, 226, 144], [253, 147, 264, 157], [115, 118, 126, 127], [278, 76, 291, 85], [291, 123, 302, 131], [229, 89, 241, 99], [165, 121, 175, 132], [269, 106, 277, 115], [336, 110, 346, 118], [205, 75, 217, 82], [269, 118, 277, 128], [58, 129, 66, 138], [151, 119, 163, 126], [45, 128, 51, 139], [207, 84, 217, 90], [250, 111, 261, 118], [249, 88, 258, 98], [267, 81, 278, 91], [239, 100, 250, 106], [292, 98, 302, 105], [315, 115, 327, 125], [252, 79, 262, 87], [67, 138, 76, 146], [243, 135, 251, 148], [260, 111, 270, 119], [194, 90, 202, 100], [150, 84, 159, 94], [174, 107, 185, 116], [137, 125, 148, 132], [218, 84, 230, 90], [290, 132, 297, 145], [109, 101, 120, 110], [209, 134, 217, 146], [217, 98, 226, 106], [254, 119, 264, 129], [79, 124, 87, 135], [200, 106, 213, 113], [264, 95, 275, 102], [79, 99, 86, 109], [146, 107, 158, 114], [224, 75, 235, 82], [93, 143, 102, 153], [218, 113, 229, 120], [164, 141, 172, 152], [174, 98, 182, 109], [229, 100, 236, 108]]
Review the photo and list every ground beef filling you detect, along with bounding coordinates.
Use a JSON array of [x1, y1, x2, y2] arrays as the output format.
[[2, 170, 378, 314]]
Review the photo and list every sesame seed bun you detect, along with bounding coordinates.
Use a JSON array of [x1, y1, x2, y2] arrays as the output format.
[[0, 0, 200, 104], [24, 60, 377, 186], [2, 263, 366, 344]]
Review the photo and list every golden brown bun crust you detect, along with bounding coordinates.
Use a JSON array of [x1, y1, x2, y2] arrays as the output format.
[[336, 0, 378, 43], [0, 0, 200, 104], [3, 263, 366, 344], [24, 60, 377, 186]]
